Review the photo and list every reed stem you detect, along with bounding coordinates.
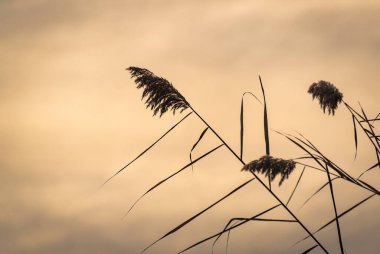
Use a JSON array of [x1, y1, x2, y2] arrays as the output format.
[[188, 105, 329, 254], [325, 163, 344, 254]]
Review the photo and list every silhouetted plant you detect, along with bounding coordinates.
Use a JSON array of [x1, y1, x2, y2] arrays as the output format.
[[308, 80, 343, 115], [103, 67, 379, 254], [242, 155, 296, 186]]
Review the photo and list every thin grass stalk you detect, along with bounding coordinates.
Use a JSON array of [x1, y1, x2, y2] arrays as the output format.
[[352, 114, 358, 159], [128, 68, 328, 253], [360, 104, 380, 149], [124, 144, 224, 218], [259, 76, 272, 189], [324, 162, 344, 254], [240, 97, 244, 160], [259, 76, 270, 156], [101, 111, 193, 187], [280, 132, 379, 195], [187, 106, 329, 254], [344, 102, 380, 153], [178, 205, 281, 254], [286, 166, 306, 206], [358, 161, 380, 179], [211, 209, 278, 254], [140, 178, 256, 254], [239, 92, 262, 160], [294, 193, 376, 246], [303, 245, 318, 254], [189, 127, 209, 172], [299, 176, 340, 211], [213, 215, 298, 253]]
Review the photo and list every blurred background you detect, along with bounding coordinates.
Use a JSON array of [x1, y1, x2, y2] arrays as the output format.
[[0, 0, 379, 253]]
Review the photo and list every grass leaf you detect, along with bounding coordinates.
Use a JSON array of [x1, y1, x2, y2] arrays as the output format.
[[294, 194, 376, 246], [179, 205, 281, 254], [324, 163, 345, 254], [190, 127, 209, 172], [286, 166, 306, 206], [240, 96, 244, 160], [353, 114, 358, 159], [302, 245, 318, 254], [100, 112, 193, 187], [299, 176, 339, 210], [240, 92, 262, 160], [259, 76, 270, 156], [124, 144, 223, 218], [141, 177, 255, 253], [358, 161, 380, 179]]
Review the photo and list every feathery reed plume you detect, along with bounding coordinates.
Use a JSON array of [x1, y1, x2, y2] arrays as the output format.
[[308, 80, 343, 115], [127, 67, 189, 117], [242, 155, 296, 185]]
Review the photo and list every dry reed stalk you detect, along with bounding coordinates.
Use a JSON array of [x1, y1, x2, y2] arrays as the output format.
[[126, 67, 328, 254]]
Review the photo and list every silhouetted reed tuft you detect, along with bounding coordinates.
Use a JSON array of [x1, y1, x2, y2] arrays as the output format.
[[127, 67, 189, 117], [308, 80, 343, 115], [242, 155, 296, 185]]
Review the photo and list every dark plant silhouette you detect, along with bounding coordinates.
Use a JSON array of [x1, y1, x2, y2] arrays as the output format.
[[308, 80, 343, 115], [103, 67, 379, 254], [122, 67, 328, 253]]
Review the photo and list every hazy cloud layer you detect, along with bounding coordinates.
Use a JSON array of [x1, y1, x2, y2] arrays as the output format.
[[1, 0, 379, 253]]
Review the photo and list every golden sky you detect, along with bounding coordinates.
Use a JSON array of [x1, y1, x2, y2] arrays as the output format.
[[1, 1, 379, 253]]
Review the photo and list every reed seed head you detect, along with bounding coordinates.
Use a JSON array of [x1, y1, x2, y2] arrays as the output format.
[[127, 67, 189, 117], [242, 155, 296, 186], [308, 80, 343, 115]]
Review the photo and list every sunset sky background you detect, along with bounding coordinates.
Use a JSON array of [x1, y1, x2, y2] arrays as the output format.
[[1, 0, 379, 253]]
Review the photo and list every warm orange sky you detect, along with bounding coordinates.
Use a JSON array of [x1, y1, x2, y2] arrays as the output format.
[[1, 1, 379, 253]]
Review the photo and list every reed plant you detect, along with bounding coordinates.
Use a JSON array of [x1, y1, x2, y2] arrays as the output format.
[[103, 68, 379, 253]]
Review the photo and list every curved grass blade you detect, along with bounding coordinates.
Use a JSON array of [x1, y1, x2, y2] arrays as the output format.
[[124, 144, 224, 218], [357, 179, 380, 195], [178, 205, 281, 254], [278, 131, 358, 185], [359, 103, 380, 151], [212, 217, 297, 254], [302, 245, 318, 254], [140, 177, 255, 254], [100, 112, 193, 187], [293, 133, 353, 181], [359, 113, 380, 123], [358, 161, 380, 179], [240, 92, 262, 160], [190, 127, 209, 172], [299, 176, 339, 210], [324, 163, 344, 254], [344, 102, 367, 122], [294, 193, 376, 246], [353, 114, 358, 159], [259, 76, 270, 156], [224, 221, 238, 254], [357, 105, 380, 169], [240, 96, 244, 160], [212, 205, 284, 253], [286, 166, 306, 206], [345, 103, 379, 154], [294, 160, 338, 176], [294, 158, 341, 179], [259, 76, 271, 188]]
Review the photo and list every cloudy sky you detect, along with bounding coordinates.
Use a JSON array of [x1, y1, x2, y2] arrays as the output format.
[[1, 1, 379, 253]]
